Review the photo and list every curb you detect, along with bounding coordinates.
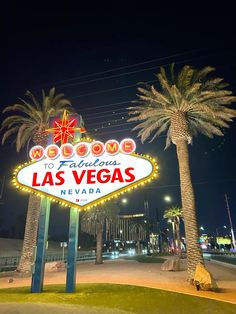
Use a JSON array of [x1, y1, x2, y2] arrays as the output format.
[[210, 259, 236, 269]]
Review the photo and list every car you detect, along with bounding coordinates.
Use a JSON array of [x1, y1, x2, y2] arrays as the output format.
[[111, 251, 119, 256], [128, 248, 135, 255]]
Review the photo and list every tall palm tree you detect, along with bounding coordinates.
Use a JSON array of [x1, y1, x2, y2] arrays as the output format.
[[81, 202, 120, 264], [128, 64, 236, 280], [163, 206, 183, 255], [1, 88, 75, 273]]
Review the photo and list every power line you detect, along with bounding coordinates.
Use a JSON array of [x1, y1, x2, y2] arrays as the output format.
[[42, 48, 207, 88], [71, 79, 157, 99], [90, 121, 137, 131], [73, 79, 236, 117], [93, 129, 167, 138], [57, 64, 171, 89], [69, 54, 208, 99], [92, 127, 133, 135], [88, 116, 128, 127], [77, 100, 134, 113], [85, 107, 127, 116], [85, 109, 127, 120], [83, 83, 236, 126], [54, 50, 212, 89], [76, 81, 236, 119], [69, 51, 235, 100]]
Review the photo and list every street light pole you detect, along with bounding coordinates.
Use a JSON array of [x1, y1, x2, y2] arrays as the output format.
[[225, 194, 236, 249]]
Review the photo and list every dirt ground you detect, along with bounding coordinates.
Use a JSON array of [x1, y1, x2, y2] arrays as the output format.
[[0, 258, 236, 304]]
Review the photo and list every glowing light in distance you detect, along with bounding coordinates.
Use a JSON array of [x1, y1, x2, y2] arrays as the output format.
[[164, 195, 172, 203]]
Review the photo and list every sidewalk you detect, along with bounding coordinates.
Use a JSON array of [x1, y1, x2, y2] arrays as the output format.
[[0, 258, 236, 304]]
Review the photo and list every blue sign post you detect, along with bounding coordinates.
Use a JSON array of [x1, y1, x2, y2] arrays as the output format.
[[66, 207, 79, 292], [31, 197, 51, 293], [31, 202, 80, 293]]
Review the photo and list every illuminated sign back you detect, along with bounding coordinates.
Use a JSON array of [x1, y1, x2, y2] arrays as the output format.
[[216, 237, 231, 245], [13, 138, 158, 210]]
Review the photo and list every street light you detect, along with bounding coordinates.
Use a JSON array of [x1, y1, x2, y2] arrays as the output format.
[[122, 198, 127, 204], [200, 226, 204, 231], [164, 195, 172, 203], [120, 229, 123, 239]]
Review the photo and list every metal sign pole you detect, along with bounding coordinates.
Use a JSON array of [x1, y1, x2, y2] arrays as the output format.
[[66, 207, 79, 293], [31, 197, 51, 293]]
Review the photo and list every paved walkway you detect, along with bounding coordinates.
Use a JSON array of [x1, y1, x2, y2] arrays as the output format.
[[0, 258, 236, 304]]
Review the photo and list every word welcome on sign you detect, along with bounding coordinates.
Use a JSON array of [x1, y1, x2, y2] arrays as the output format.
[[13, 139, 158, 210], [29, 139, 136, 161]]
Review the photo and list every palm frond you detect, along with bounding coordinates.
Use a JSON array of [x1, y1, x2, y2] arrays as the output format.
[[177, 65, 194, 91], [170, 63, 175, 84], [3, 104, 34, 117], [1, 115, 33, 129], [137, 118, 169, 143], [163, 206, 183, 219], [1, 126, 19, 145], [1, 87, 75, 150], [17, 126, 36, 152], [128, 64, 236, 146], [25, 91, 40, 110], [192, 66, 215, 82], [16, 124, 30, 152], [164, 128, 172, 150]]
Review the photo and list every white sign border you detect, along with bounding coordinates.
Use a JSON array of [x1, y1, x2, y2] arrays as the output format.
[[12, 144, 158, 211]]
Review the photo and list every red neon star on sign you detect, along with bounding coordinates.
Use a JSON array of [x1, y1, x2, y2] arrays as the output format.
[[46, 111, 86, 144]]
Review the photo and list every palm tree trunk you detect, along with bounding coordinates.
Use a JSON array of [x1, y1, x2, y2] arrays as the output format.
[[17, 194, 41, 273], [95, 222, 103, 264], [175, 139, 203, 280], [171, 221, 177, 253], [175, 221, 181, 255], [137, 240, 141, 254]]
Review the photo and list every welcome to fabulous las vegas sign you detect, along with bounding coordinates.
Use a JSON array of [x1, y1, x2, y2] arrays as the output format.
[[12, 112, 158, 210]]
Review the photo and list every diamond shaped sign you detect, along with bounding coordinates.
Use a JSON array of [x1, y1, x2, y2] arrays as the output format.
[[13, 139, 158, 210]]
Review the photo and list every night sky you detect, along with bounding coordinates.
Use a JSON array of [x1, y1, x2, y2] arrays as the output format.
[[1, 3, 236, 239]]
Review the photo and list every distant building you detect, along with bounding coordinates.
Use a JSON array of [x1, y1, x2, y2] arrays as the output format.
[[105, 213, 146, 242]]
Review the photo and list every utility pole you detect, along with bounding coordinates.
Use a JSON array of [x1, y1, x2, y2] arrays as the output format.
[[225, 194, 236, 249], [144, 193, 150, 254]]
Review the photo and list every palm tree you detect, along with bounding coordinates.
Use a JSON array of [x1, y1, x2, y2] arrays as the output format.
[[164, 206, 183, 255], [1, 88, 75, 273], [128, 64, 236, 280], [81, 202, 120, 264], [129, 221, 146, 254]]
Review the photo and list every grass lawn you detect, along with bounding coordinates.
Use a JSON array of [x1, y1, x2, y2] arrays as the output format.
[[0, 284, 235, 314], [125, 255, 166, 263]]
